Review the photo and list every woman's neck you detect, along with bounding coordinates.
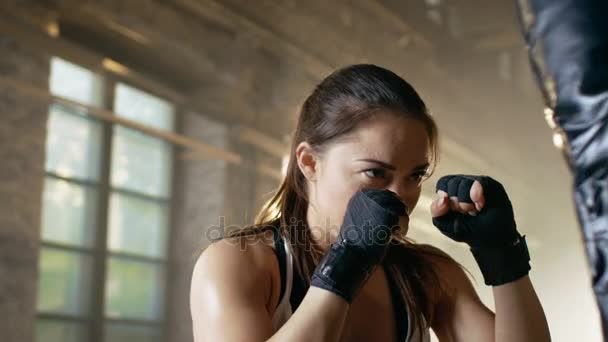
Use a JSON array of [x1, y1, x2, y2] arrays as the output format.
[[306, 209, 339, 255]]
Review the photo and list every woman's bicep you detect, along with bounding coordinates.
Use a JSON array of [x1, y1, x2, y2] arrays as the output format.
[[190, 241, 274, 342], [432, 258, 495, 342]]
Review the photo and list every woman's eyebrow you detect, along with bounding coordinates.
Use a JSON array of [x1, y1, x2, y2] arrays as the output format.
[[355, 159, 430, 171], [355, 158, 396, 170], [414, 162, 430, 170]]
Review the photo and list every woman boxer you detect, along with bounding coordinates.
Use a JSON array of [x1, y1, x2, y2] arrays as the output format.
[[190, 64, 550, 341]]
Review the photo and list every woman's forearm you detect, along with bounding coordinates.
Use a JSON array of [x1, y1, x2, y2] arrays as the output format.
[[493, 276, 551, 342], [268, 287, 349, 342]]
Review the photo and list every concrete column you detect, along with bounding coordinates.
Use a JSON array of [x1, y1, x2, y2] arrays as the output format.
[[0, 38, 49, 342], [166, 112, 228, 342]]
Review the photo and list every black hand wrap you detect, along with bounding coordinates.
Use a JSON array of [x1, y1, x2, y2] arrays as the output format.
[[471, 236, 531, 286], [432, 175, 531, 286], [311, 188, 405, 303]]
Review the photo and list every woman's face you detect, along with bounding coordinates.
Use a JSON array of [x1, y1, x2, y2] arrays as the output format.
[[298, 112, 431, 245]]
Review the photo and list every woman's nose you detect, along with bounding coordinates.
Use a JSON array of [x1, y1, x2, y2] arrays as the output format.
[[386, 183, 415, 213], [384, 187, 405, 208], [386, 183, 405, 200]]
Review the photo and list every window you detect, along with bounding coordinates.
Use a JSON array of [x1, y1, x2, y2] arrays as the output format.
[[37, 57, 175, 342]]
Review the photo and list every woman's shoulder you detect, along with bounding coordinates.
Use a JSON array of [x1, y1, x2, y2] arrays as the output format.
[[388, 241, 466, 289], [416, 243, 455, 264], [388, 240, 454, 265], [192, 227, 279, 284], [411, 243, 475, 298], [416, 243, 465, 277], [196, 230, 277, 269], [191, 228, 282, 313]]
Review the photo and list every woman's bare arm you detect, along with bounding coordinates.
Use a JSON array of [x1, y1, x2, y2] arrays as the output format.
[[492, 275, 550, 342], [190, 239, 349, 342], [432, 257, 550, 342], [431, 253, 495, 342], [429, 176, 550, 341]]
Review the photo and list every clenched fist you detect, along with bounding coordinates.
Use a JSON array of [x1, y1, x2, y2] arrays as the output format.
[[430, 175, 531, 286]]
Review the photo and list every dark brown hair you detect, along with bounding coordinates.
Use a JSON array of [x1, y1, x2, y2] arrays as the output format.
[[229, 64, 453, 333]]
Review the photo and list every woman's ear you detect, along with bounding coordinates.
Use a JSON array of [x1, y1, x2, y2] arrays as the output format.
[[295, 142, 319, 182]]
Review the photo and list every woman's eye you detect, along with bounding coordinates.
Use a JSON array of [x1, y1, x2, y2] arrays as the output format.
[[364, 168, 387, 179], [410, 171, 430, 183]]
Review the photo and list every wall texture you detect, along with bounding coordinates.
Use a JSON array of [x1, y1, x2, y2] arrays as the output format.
[[0, 38, 49, 342]]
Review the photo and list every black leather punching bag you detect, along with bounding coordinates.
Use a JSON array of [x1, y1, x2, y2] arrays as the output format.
[[517, 0, 608, 337]]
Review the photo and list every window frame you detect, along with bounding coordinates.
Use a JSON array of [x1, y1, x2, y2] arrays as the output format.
[[38, 58, 180, 342]]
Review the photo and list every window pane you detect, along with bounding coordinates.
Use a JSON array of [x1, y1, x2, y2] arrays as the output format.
[[111, 126, 173, 197], [36, 318, 88, 342], [41, 177, 97, 247], [49, 57, 104, 107], [45, 105, 102, 180], [108, 192, 169, 258], [104, 322, 161, 342], [37, 248, 93, 316], [114, 83, 175, 130], [105, 258, 165, 320]]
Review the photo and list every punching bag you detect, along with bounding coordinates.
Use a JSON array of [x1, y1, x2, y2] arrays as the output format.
[[517, 0, 608, 338]]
